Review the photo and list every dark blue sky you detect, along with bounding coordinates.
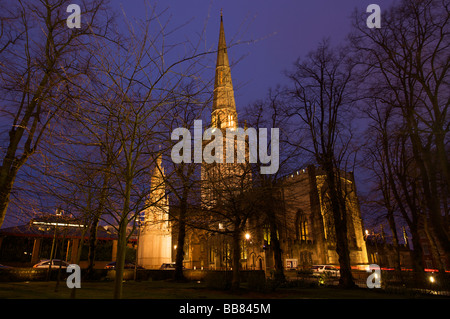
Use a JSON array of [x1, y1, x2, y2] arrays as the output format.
[[112, 0, 396, 109], [106, 0, 397, 231], [2, 0, 398, 229]]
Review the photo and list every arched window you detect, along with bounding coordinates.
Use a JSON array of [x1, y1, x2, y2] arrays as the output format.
[[295, 209, 309, 241], [300, 219, 309, 241], [228, 114, 234, 127], [263, 224, 271, 245]]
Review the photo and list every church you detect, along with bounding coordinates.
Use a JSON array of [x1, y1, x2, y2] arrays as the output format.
[[138, 12, 369, 272], [137, 153, 172, 269]]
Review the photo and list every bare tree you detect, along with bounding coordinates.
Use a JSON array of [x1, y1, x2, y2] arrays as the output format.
[[200, 146, 254, 290], [351, 0, 450, 267], [362, 101, 424, 272], [162, 79, 211, 282], [73, 4, 217, 298], [242, 88, 301, 283], [285, 39, 358, 288], [0, 0, 112, 228]]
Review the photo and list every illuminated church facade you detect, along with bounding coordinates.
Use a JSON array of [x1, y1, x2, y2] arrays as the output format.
[[181, 13, 368, 271], [139, 12, 369, 271], [137, 153, 172, 269]]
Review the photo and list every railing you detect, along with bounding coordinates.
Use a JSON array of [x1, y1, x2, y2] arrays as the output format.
[[376, 270, 450, 296], [287, 269, 450, 296]]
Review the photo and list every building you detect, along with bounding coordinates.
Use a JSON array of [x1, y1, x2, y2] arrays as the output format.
[[137, 153, 172, 269], [200, 11, 252, 210], [417, 218, 450, 271], [0, 212, 132, 268], [0, 12, 371, 273], [365, 219, 449, 272], [365, 228, 413, 270], [257, 166, 369, 270], [177, 13, 370, 272]]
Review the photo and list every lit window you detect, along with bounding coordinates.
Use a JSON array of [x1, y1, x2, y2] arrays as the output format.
[[299, 220, 309, 241]]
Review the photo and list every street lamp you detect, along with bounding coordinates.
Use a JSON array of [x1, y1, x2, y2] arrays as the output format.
[[243, 233, 251, 270]]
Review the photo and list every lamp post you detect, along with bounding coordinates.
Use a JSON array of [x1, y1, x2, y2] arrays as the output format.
[[244, 233, 251, 270]]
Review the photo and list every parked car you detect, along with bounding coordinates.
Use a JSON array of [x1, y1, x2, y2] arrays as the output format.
[[310, 265, 340, 277], [104, 261, 143, 269], [159, 262, 176, 270], [33, 259, 69, 269]]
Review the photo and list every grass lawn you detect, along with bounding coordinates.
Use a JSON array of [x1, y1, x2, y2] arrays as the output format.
[[0, 280, 443, 299]]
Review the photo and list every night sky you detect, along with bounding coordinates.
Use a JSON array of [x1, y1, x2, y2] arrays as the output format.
[[113, 0, 396, 108], [2, 0, 399, 228]]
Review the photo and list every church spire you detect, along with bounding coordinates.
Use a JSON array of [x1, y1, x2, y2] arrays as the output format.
[[212, 11, 237, 129], [216, 9, 228, 70], [152, 152, 164, 183], [149, 152, 165, 203]]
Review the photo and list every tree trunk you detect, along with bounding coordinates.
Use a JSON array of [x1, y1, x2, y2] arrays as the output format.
[[231, 227, 241, 290], [386, 211, 402, 273], [113, 220, 128, 299], [86, 216, 99, 279], [263, 185, 285, 282], [409, 224, 425, 273], [0, 174, 16, 228], [269, 217, 285, 282], [325, 166, 355, 289], [175, 197, 187, 282], [70, 226, 88, 299], [407, 119, 450, 261], [423, 218, 446, 273], [334, 222, 355, 289]]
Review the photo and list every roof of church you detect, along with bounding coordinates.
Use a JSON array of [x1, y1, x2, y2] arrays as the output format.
[[212, 12, 236, 113], [216, 11, 229, 69]]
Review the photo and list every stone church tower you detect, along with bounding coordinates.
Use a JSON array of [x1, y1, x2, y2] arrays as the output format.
[[211, 11, 237, 130], [201, 11, 251, 209], [183, 12, 369, 272], [137, 153, 172, 269]]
